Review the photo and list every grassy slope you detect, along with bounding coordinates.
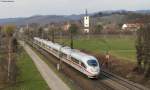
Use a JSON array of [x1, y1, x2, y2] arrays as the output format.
[[57, 35, 136, 62], [5, 48, 49, 90]]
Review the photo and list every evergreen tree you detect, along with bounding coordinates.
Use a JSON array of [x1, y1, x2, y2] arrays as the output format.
[[136, 28, 143, 72], [136, 24, 150, 77]]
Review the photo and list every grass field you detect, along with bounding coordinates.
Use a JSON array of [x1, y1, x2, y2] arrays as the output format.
[[57, 35, 136, 62], [5, 48, 49, 90]]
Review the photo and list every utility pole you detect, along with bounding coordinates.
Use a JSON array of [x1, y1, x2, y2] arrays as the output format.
[[57, 45, 64, 71]]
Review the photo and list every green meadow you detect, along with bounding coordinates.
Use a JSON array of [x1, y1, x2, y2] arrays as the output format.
[[57, 35, 136, 62]]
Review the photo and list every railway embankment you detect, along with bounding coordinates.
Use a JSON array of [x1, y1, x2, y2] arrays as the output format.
[[20, 41, 70, 90]]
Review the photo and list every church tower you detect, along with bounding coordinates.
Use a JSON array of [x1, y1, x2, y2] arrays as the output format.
[[84, 9, 90, 33]]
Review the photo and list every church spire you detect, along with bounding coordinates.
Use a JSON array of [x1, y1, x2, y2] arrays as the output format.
[[85, 9, 88, 16]]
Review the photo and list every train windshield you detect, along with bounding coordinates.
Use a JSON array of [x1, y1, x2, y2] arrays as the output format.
[[87, 60, 98, 67]]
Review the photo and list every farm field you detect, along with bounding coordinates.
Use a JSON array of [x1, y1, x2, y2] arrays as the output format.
[[57, 35, 136, 62]]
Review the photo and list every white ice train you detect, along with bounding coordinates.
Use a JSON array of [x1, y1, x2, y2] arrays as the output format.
[[33, 37, 100, 78]]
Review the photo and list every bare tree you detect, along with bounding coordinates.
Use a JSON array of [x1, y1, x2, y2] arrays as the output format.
[[3, 25, 16, 81], [93, 24, 103, 34], [48, 24, 56, 43], [37, 27, 43, 38], [68, 23, 79, 49]]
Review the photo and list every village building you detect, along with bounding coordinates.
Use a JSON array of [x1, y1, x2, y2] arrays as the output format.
[[63, 22, 71, 31], [122, 23, 144, 31]]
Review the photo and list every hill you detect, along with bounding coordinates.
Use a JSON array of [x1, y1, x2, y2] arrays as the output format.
[[0, 15, 83, 25], [0, 10, 150, 26]]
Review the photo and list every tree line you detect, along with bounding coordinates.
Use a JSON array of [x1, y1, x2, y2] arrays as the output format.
[[23, 23, 79, 49]]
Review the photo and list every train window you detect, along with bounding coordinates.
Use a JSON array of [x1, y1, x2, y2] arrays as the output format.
[[71, 57, 79, 64], [81, 62, 86, 68], [40, 42, 42, 45], [62, 53, 67, 58], [53, 49, 57, 53], [46, 45, 49, 48], [59, 52, 63, 57], [87, 60, 98, 67]]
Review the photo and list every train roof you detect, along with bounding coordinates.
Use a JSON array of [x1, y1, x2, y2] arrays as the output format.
[[47, 41, 53, 46], [44, 41, 62, 51], [52, 43, 62, 51], [70, 50, 97, 62], [61, 46, 72, 55]]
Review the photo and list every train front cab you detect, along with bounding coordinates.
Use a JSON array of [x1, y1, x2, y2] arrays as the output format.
[[86, 59, 100, 79]]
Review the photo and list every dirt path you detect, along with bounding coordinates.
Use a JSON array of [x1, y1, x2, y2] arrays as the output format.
[[20, 41, 70, 90]]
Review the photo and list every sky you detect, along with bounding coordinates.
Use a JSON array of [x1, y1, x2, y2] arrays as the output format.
[[0, 0, 150, 18]]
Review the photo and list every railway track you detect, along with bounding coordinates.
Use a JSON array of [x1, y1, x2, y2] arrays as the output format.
[[101, 71, 149, 90], [26, 40, 149, 90]]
